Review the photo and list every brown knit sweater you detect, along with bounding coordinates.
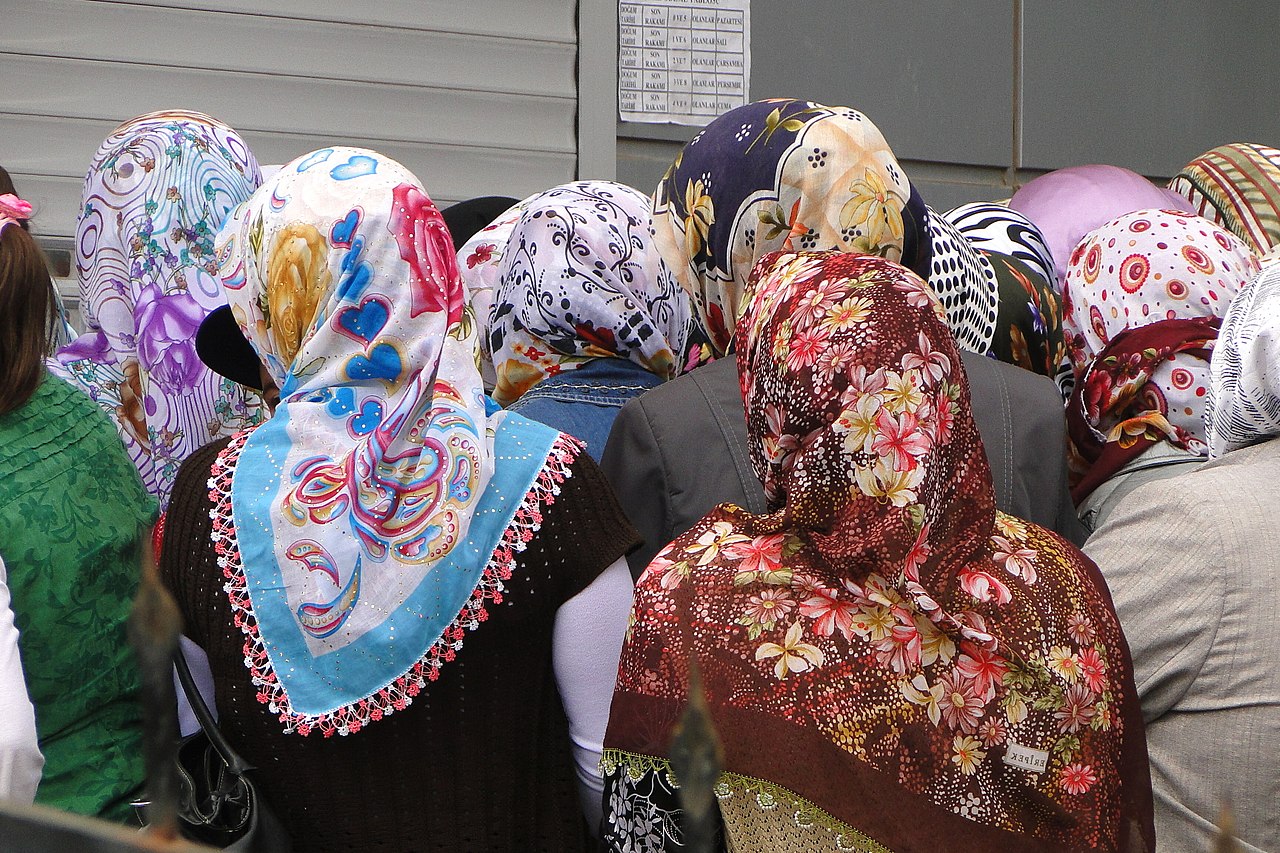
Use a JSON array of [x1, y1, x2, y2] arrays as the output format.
[[160, 437, 640, 852]]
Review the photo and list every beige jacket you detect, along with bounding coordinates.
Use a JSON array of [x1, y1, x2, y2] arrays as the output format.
[[1085, 438, 1280, 853]]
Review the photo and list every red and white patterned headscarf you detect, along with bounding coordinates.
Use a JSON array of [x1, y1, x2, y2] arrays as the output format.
[[1063, 209, 1258, 500]]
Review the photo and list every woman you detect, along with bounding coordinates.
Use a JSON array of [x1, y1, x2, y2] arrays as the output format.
[[0, 193, 156, 819], [603, 250, 1153, 852], [1168, 142, 1280, 257], [1083, 258, 1280, 852], [1009, 164, 1195, 289], [603, 98, 1083, 580], [1062, 208, 1259, 532], [945, 203, 1067, 379], [51, 110, 264, 507], [159, 148, 638, 851], [489, 180, 691, 458]]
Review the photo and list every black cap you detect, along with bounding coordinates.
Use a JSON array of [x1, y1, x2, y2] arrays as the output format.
[[196, 304, 264, 390]]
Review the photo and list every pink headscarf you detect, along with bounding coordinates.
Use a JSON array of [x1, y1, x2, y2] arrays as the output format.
[[1010, 165, 1195, 289]]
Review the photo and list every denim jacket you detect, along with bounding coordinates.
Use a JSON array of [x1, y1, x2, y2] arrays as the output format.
[[506, 358, 664, 460]]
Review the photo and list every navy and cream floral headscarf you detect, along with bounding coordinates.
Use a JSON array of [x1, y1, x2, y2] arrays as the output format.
[[651, 99, 916, 358]]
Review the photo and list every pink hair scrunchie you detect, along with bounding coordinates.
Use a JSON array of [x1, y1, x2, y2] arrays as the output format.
[[0, 193, 33, 235]]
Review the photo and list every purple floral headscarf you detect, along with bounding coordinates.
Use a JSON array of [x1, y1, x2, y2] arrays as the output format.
[[49, 111, 265, 507]]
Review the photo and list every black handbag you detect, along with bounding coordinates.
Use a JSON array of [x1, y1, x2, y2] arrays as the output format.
[[172, 646, 291, 851]]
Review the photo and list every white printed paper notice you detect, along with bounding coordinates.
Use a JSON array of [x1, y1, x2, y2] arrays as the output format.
[[618, 0, 750, 126]]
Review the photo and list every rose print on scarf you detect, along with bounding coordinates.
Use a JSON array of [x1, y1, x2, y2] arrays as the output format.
[[389, 183, 463, 323], [133, 284, 207, 393]]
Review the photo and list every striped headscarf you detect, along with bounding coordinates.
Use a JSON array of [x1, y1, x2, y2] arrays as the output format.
[[1169, 143, 1280, 257]]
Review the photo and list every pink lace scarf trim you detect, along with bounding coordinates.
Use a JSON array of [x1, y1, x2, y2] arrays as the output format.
[[208, 426, 582, 737]]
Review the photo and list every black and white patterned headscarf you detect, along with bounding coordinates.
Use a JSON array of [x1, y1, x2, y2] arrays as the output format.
[[943, 202, 1056, 290], [1206, 258, 1280, 456], [925, 205, 999, 354]]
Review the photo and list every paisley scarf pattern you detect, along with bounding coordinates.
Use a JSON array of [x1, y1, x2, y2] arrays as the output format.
[[213, 148, 579, 735], [489, 181, 691, 406], [50, 111, 265, 507], [651, 98, 915, 358], [1169, 143, 1280, 257], [1205, 258, 1280, 456], [603, 251, 1152, 852], [1063, 209, 1258, 498]]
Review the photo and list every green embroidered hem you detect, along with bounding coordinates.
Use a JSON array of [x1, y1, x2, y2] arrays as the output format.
[[602, 748, 893, 852]]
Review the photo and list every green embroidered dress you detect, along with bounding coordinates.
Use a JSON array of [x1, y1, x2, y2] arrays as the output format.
[[0, 373, 156, 821]]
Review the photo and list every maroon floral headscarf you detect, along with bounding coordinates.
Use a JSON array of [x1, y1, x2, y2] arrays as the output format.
[[604, 251, 1153, 851]]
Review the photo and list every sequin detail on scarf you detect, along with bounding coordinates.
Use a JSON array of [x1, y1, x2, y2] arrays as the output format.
[[210, 425, 580, 736]]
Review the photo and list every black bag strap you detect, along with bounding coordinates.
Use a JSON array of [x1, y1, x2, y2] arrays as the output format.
[[173, 644, 254, 775]]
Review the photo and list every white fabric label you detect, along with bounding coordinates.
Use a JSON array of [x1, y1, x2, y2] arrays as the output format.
[[1003, 741, 1049, 774]]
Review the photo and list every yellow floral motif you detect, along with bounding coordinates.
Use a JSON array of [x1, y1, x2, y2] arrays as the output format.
[[266, 222, 332, 367], [854, 457, 924, 507], [682, 178, 715, 261], [493, 358, 547, 407], [880, 370, 924, 414], [836, 394, 882, 456], [994, 513, 1028, 540], [755, 620, 824, 680], [952, 735, 986, 775], [826, 295, 873, 330], [839, 168, 905, 255], [685, 520, 749, 566]]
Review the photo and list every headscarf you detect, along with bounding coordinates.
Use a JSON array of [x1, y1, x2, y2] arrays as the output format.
[[456, 194, 534, 389], [982, 250, 1066, 378], [1168, 142, 1280, 257], [1063, 209, 1259, 501], [211, 148, 580, 736], [489, 180, 690, 406], [939, 203, 1065, 376], [49, 111, 264, 507], [944, 202, 1056, 290], [604, 251, 1152, 851], [924, 205, 1000, 353], [1205, 258, 1280, 456], [1009, 164, 1195, 289], [651, 98, 916, 358]]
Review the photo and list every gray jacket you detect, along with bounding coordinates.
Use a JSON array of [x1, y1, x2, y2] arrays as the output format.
[[601, 353, 1084, 576], [1084, 438, 1280, 853]]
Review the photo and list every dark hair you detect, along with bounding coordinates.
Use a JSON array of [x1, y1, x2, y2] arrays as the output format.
[[0, 224, 57, 414]]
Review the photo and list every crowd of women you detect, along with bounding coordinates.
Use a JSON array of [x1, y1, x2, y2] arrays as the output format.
[[0, 99, 1276, 852]]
